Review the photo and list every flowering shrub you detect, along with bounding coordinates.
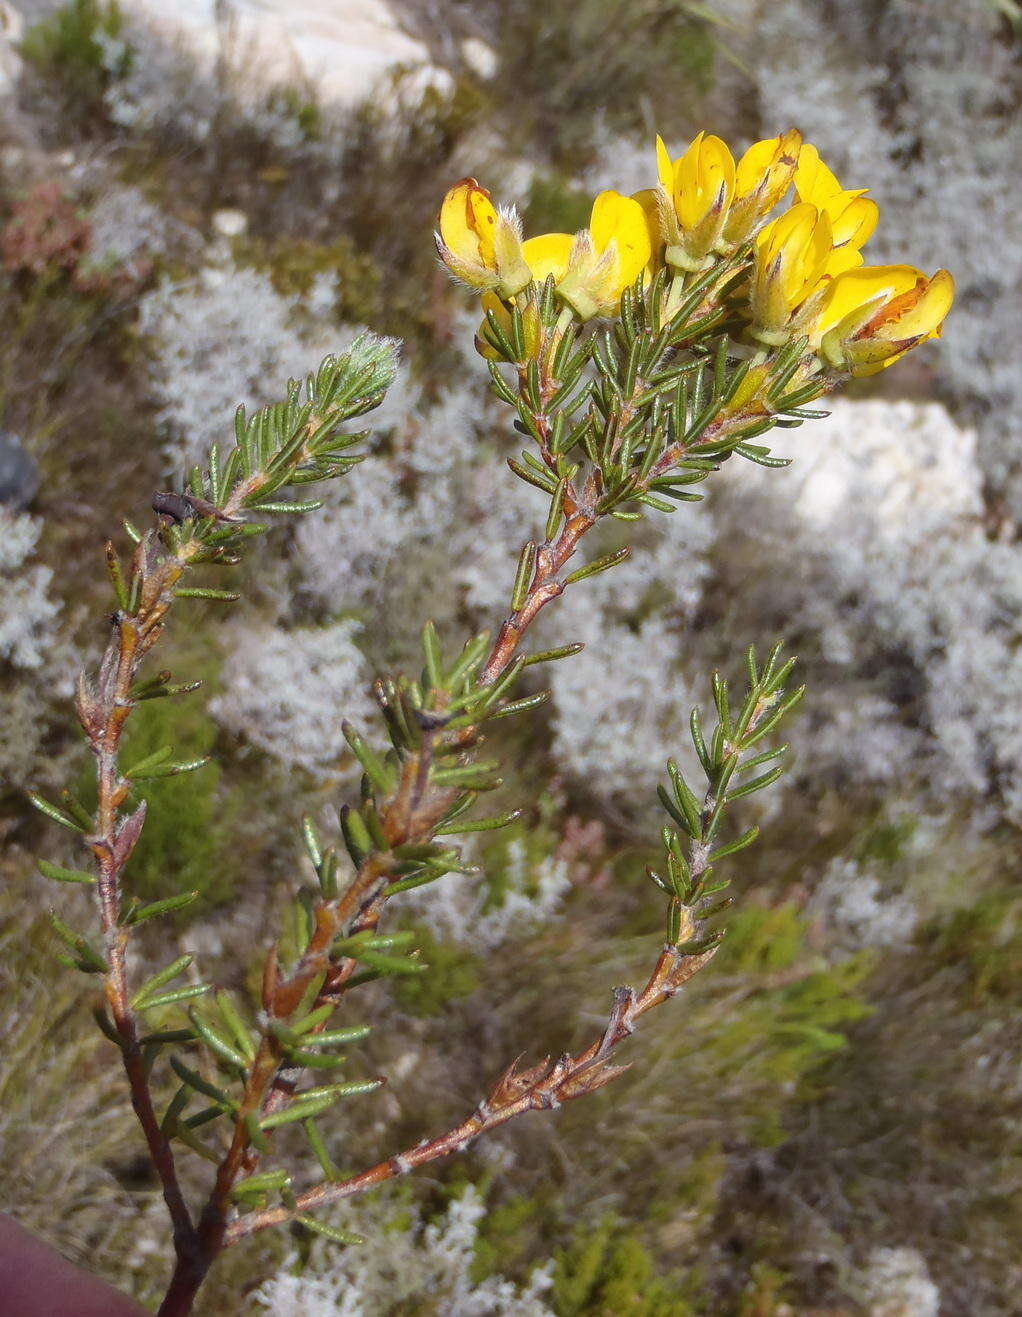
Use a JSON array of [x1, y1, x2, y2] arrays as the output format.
[[30, 129, 952, 1314]]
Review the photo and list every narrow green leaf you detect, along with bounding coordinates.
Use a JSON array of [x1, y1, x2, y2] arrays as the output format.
[[47, 911, 107, 972], [260, 1095, 338, 1130], [522, 641, 584, 667], [436, 808, 522, 835], [563, 547, 630, 587], [38, 858, 95, 886], [294, 1215, 365, 1247], [130, 954, 193, 1008], [708, 826, 760, 862], [725, 766, 785, 801], [129, 757, 210, 781], [28, 792, 85, 833], [125, 891, 199, 925], [301, 815, 322, 867], [174, 587, 240, 602], [137, 984, 210, 1011], [215, 992, 255, 1060], [421, 621, 443, 691], [303, 1118, 338, 1180], [189, 1009, 248, 1070], [169, 1056, 234, 1107], [511, 541, 537, 612]]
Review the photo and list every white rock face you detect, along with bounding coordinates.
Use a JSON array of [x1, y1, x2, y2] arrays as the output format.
[[0, 2, 23, 97], [118, 0, 449, 106]]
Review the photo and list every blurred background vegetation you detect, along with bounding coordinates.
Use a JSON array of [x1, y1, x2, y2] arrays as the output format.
[[0, 0, 1020, 1312]]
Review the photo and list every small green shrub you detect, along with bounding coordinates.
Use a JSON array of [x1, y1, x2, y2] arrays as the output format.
[[21, 0, 132, 124], [925, 890, 1022, 1003], [391, 928, 480, 1017], [552, 1218, 694, 1317]]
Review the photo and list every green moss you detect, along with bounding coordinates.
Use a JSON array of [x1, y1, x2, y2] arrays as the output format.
[[234, 234, 384, 329], [551, 1218, 694, 1317], [716, 903, 807, 975], [391, 927, 480, 1017], [470, 1192, 546, 1287], [925, 890, 1022, 1003], [854, 813, 918, 867], [709, 905, 874, 1142]]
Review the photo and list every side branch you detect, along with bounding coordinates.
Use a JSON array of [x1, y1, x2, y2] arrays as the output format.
[[224, 943, 716, 1243]]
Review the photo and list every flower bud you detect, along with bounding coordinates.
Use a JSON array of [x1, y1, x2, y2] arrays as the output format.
[[436, 179, 532, 297]]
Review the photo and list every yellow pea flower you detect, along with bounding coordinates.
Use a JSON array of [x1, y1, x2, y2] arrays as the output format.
[[436, 178, 532, 297], [749, 202, 850, 340], [522, 190, 653, 321], [521, 233, 575, 284], [794, 144, 878, 253], [473, 192, 653, 355], [723, 129, 803, 246], [656, 131, 736, 269], [807, 264, 955, 374]]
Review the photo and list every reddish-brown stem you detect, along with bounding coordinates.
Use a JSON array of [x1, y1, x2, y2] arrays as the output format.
[[479, 506, 595, 686], [84, 548, 199, 1266], [225, 943, 716, 1243]]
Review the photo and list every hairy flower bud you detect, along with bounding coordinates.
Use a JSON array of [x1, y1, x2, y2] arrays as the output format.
[[436, 179, 532, 298]]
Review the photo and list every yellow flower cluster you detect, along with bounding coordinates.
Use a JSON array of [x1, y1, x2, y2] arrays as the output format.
[[436, 132, 953, 377]]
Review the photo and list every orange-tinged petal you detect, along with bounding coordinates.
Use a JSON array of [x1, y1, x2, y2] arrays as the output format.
[[889, 268, 955, 340], [522, 232, 574, 283], [813, 264, 921, 338]]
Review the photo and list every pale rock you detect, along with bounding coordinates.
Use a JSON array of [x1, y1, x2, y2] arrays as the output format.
[[116, 0, 449, 107]]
